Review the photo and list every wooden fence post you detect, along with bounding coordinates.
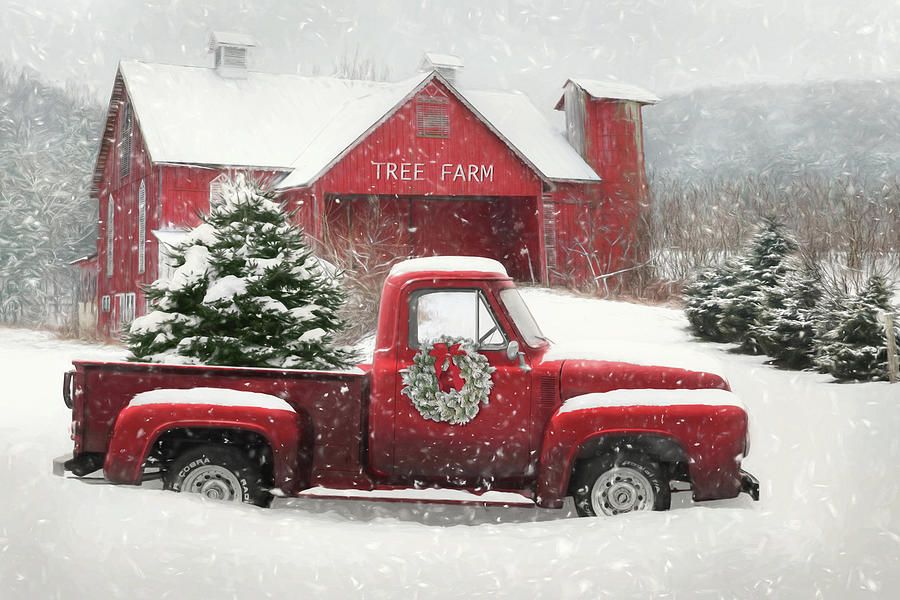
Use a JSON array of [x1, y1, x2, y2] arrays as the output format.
[[885, 312, 898, 384]]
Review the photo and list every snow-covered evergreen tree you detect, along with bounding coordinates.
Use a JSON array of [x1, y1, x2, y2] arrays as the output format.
[[126, 174, 355, 370], [683, 262, 739, 342], [717, 218, 798, 353], [813, 273, 899, 381], [755, 260, 822, 369]]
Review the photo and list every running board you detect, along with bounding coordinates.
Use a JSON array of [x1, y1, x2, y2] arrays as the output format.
[[295, 486, 537, 507]]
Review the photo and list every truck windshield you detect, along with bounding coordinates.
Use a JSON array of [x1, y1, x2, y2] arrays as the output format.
[[499, 288, 549, 348]]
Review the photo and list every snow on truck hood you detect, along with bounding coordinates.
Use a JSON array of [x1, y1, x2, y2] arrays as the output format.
[[543, 341, 726, 377], [558, 388, 745, 414], [129, 387, 295, 413]]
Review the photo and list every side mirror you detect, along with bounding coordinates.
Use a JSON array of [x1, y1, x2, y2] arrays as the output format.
[[505, 340, 520, 361]]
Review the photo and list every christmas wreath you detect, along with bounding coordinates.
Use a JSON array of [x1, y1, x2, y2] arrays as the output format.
[[401, 336, 496, 425]]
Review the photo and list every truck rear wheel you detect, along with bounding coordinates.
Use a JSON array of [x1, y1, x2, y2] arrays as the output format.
[[571, 451, 670, 517], [164, 445, 271, 507]]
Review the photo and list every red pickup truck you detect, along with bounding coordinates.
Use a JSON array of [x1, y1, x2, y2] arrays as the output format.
[[55, 256, 758, 517]]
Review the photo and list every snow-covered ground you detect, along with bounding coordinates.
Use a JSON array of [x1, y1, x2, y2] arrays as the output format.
[[1, 289, 899, 599]]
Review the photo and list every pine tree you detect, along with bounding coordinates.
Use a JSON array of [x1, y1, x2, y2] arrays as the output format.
[[684, 261, 739, 342], [813, 273, 899, 381], [717, 218, 798, 352], [126, 174, 354, 370], [755, 261, 822, 369]]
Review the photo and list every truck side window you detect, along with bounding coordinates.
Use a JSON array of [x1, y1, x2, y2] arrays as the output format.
[[413, 290, 505, 349]]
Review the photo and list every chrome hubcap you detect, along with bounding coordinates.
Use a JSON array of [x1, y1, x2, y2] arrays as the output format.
[[181, 465, 242, 502], [591, 466, 654, 516]]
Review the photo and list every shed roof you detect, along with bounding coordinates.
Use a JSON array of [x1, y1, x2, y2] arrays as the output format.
[[208, 31, 257, 49], [110, 60, 599, 189], [420, 52, 464, 68], [555, 78, 661, 110]]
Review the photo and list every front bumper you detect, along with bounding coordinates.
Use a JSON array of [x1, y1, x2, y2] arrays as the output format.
[[740, 469, 760, 501], [52, 452, 104, 477]]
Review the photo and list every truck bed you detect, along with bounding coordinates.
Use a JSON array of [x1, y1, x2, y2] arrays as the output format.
[[72, 360, 372, 493]]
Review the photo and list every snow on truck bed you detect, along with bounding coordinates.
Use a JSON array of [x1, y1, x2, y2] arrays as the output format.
[[2, 288, 899, 599], [129, 387, 295, 413]]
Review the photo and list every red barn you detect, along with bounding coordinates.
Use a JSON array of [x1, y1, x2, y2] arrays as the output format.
[[90, 33, 658, 338]]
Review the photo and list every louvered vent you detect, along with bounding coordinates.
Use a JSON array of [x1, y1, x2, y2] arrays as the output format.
[[209, 174, 226, 208], [542, 197, 558, 273], [105, 197, 114, 277], [137, 179, 146, 274], [220, 46, 247, 69], [416, 96, 450, 138], [539, 375, 557, 409], [119, 103, 132, 180]]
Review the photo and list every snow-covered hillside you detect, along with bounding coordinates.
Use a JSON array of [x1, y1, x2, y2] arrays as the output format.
[[2, 289, 898, 598]]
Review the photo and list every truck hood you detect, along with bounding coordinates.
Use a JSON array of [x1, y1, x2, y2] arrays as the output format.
[[555, 358, 730, 402], [539, 341, 730, 401]]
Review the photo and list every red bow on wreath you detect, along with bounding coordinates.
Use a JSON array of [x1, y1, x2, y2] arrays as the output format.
[[429, 342, 467, 393]]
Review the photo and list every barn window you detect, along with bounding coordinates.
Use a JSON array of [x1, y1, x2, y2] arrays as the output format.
[[106, 197, 115, 277], [119, 292, 136, 325], [137, 180, 147, 274], [101, 295, 111, 312], [209, 173, 226, 209], [416, 95, 450, 138], [119, 102, 132, 179]]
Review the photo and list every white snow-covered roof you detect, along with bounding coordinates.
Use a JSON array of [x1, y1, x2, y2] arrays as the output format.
[[116, 60, 599, 187], [208, 31, 257, 48], [389, 256, 508, 277], [462, 89, 599, 182], [421, 52, 464, 68], [121, 60, 399, 170], [561, 79, 661, 105]]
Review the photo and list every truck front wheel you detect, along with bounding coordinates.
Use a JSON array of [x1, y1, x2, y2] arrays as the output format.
[[164, 445, 271, 507], [571, 452, 671, 517]]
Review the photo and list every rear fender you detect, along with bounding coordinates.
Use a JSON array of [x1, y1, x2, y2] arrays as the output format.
[[104, 403, 302, 493], [535, 408, 688, 509]]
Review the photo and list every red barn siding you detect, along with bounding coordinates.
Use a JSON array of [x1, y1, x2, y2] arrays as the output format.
[[291, 79, 547, 281], [311, 81, 543, 198], [96, 94, 158, 337]]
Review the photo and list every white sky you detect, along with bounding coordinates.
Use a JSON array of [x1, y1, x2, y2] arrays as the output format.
[[1, 0, 898, 110]]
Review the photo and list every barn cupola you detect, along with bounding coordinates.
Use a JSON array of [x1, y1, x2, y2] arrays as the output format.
[[555, 79, 660, 201], [208, 31, 257, 79], [419, 52, 464, 86]]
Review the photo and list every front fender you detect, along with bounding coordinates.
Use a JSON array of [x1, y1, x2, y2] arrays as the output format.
[[104, 403, 302, 492], [535, 408, 673, 508], [535, 403, 746, 508]]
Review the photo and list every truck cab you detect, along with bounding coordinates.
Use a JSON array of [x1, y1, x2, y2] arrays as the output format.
[[57, 256, 759, 517], [368, 257, 542, 488]]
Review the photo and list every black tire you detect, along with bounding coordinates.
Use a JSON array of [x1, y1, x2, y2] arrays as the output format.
[[571, 451, 671, 517], [164, 445, 272, 507]]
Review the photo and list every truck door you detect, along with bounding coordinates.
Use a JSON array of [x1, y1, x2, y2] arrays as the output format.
[[392, 286, 533, 485]]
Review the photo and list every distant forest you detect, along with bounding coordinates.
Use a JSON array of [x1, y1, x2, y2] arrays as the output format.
[[645, 79, 900, 182], [0, 65, 102, 325], [643, 79, 900, 290], [0, 66, 897, 326]]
